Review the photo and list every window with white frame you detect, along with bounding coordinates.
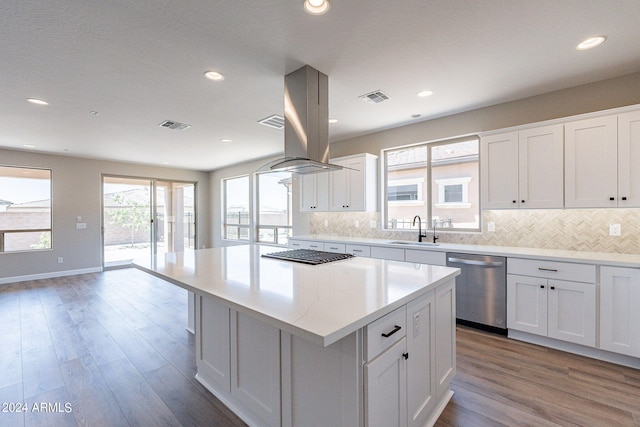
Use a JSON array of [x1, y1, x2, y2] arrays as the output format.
[[256, 171, 292, 245], [384, 137, 479, 231], [0, 166, 52, 253], [223, 175, 250, 241]]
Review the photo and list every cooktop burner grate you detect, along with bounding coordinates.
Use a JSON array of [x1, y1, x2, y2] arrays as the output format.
[[261, 249, 355, 265]]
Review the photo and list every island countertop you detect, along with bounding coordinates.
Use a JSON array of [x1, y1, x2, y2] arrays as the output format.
[[133, 244, 460, 347]]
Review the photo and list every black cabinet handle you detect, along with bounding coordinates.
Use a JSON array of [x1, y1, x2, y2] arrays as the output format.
[[402, 353, 409, 360], [622, 197, 627, 201], [512, 200, 517, 203], [540, 285, 545, 289], [550, 286, 556, 290], [381, 325, 402, 338], [610, 197, 615, 201], [521, 200, 525, 203], [538, 267, 558, 272]]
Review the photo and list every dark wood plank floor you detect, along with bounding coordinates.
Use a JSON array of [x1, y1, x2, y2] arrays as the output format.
[[1, 269, 639, 426]]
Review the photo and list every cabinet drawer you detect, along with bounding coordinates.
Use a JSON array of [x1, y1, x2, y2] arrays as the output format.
[[370, 246, 405, 261], [323, 242, 346, 253], [364, 306, 407, 361], [289, 240, 321, 250], [508, 258, 596, 283], [404, 249, 446, 266], [346, 244, 371, 257]]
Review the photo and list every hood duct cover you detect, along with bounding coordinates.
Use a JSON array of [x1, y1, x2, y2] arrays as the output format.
[[259, 65, 345, 175]]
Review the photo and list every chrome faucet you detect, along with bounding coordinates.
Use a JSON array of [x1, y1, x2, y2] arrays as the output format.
[[412, 215, 426, 242]]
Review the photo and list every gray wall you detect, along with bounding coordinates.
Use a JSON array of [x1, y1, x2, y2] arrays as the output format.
[[0, 149, 210, 281]]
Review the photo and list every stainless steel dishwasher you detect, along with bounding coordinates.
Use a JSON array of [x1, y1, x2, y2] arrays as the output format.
[[446, 252, 507, 333]]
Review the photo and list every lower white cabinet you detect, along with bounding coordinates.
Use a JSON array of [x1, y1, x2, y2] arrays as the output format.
[[365, 284, 455, 427], [507, 274, 596, 347], [600, 266, 640, 358], [370, 245, 405, 261]]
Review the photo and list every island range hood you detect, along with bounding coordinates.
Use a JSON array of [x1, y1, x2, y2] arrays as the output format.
[[259, 65, 345, 175]]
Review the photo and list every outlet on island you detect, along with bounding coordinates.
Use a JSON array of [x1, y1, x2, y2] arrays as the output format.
[[609, 223, 621, 236]]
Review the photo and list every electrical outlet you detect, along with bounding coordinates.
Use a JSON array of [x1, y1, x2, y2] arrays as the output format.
[[324, 219, 329, 227], [354, 220, 360, 228], [57, 257, 63, 264], [487, 222, 496, 232], [369, 220, 377, 228], [609, 223, 621, 236]]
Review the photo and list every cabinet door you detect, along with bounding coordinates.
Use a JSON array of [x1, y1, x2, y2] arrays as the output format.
[[547, 279, 596, 347], [617, 110, 640, 207], [196, 294, 230, 391], [507, 274, 547, 336], [600, 266, 640, 357], [329, 160, 347, 211], [364, 337, 407, 427], [565, 115, 618, 207], [480, 132, 519, 209], [344, 156, 366, 211], [518, 125, 564, 208], [406, 291, 435, 427], [434, 280, 456, 398], [300, 173, 328, 212], [230, 311, 281, 427]]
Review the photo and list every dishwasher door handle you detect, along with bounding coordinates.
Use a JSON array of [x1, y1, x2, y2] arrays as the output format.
[[447, 257, 504, 267]]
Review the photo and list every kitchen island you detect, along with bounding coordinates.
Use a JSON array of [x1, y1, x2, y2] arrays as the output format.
[[134, 245, 460, 427]]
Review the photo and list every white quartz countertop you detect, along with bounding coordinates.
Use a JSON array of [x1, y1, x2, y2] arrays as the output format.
[[133, 245, 460, 347], [291, 235, 640, 268]]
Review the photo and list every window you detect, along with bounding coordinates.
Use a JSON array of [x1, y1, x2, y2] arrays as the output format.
[[256, 171, 292, 245], [0, 166, 52, 253], [384, 137, 479, 231], [223, 176, 250, 241]]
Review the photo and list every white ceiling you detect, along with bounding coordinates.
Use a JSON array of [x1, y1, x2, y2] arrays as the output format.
[[2, 1, 640, 171]]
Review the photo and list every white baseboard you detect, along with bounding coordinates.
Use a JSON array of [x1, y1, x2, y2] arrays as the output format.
[[0, 267, 103, 285]]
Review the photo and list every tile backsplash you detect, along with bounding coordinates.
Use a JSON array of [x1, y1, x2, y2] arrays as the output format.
[[308, 209, 640, 254]]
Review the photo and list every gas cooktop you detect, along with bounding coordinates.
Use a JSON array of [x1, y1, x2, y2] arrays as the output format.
[[261, 249, 355, 265]]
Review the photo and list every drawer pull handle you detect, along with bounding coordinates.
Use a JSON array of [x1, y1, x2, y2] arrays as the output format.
[[402, 352, 409, 360], [381, 325, 402, 338], [352, 249, 363, 253], [538, 267, 558, 272]]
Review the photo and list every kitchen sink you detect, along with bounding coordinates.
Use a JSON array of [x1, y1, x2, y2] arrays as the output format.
[[390, 241, 440, 247]]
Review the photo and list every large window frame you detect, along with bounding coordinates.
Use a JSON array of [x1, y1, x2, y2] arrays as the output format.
[[222, 175, 251, 241], [255, 171, 292, 246], [0, 165, 52, 253], [383, 136, 480, 232]]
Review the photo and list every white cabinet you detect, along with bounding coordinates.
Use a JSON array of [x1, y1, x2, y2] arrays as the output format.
[[323, 242, 346, 253], [565, 115, 618, 207], [599, 266, 640, 358], [507, 259, 596, 347], [365, 337, 408, 427], [404, 249, 446, 266], [329, 153, 377, 212], [481, 124, 563, 209], [299, 172, 328, 212], [617, 110, 640, 207], [364, 287, 453, 427], [288, 239, 322, 250], [195, 294, 231, 390], [345, 243, 371, 257]]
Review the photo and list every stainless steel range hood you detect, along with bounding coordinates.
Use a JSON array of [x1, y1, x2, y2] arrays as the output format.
[[259, 65, 344, 175]]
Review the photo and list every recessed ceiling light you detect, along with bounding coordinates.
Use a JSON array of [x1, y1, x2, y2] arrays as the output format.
[[220, 138, 232, 143], [204, 71, 225, 81], [328, 118, 338, 124], [26, 98, 49, 106], [577, 36, 606, 50], [90, 110, 99, 116], [417, 90, 434, 98], [304, 0, 330, 15]]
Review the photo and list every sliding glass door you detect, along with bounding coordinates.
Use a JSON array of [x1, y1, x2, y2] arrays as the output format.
[[102, 176, 196, 267]]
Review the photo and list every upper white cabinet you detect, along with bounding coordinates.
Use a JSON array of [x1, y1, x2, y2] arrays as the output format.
[[565, 115, 618, 207], [599, 266, 640, 358], [329, 153, 378, 212], [299, 172, 329, 212], [481, 124, 563, 209], [617, 110, 640, 207]]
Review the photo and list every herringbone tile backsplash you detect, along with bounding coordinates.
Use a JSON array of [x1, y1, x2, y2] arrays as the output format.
[[308, 209, 640, 254]]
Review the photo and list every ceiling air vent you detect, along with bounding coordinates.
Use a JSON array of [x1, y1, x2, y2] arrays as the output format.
[[158, 120, 191, 130], [258, 114, 285, 129], [359, 90, 390, 104]]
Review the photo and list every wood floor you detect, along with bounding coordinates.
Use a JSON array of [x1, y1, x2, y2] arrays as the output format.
[[0, 269, 638, 427]]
